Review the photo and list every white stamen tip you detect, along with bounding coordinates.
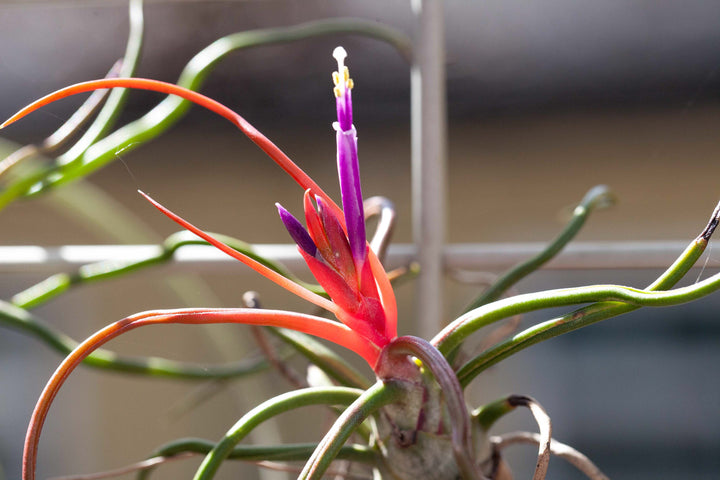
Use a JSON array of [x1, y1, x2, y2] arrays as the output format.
[[333, 46, 347, 69]]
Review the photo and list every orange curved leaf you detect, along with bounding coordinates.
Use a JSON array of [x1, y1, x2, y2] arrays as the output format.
[[22, 307, 377, 480]]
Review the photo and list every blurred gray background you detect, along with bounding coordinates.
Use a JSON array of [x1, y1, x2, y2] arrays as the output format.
[[1, 1, 720, 479]]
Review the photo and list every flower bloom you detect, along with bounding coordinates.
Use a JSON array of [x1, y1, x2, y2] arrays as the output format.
[[276, 47, 395, 353]]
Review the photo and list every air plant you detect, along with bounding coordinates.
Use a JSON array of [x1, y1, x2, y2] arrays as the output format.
[[3, 13, 720, 480]]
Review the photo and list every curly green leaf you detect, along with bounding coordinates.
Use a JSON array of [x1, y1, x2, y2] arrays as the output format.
[[137, 439, 376, 480], [299, 381, 402, 480], [454, 199, 720, 386], [436, 269, 720, 359], [192, 386, 364, 480], [55, 0, 145, 166], [0, 0, 144, 210], [0, 300, 269, 379], [3, 19, 410, 205], [463, 185, 614, 312]]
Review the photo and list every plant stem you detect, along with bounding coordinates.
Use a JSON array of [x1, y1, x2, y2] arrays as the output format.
[[382, 336, 483, 480]]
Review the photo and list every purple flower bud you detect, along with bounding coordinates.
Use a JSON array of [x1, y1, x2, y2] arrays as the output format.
[[276, 203, 317, 257]]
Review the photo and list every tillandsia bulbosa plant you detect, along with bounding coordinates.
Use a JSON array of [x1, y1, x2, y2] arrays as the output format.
[[2, 2, 720, 479]]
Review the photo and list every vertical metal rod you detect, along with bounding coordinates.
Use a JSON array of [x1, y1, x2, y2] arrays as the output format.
[[411, 0, 447, 339]]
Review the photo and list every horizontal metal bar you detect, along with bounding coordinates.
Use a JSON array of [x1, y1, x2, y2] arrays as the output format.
[[0, 241, 712, 275]]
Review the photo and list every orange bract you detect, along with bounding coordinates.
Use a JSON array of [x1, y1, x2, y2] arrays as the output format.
[[0, 78, 345, 221]]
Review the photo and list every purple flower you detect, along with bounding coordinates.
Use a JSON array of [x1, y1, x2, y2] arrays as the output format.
[[332, 46, 367, 268], [273, 46, 396, 353]]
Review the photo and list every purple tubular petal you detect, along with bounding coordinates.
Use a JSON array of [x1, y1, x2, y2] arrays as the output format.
[[335, 88, 353, 131], [335, 124, 366, 266], [276, 203, 317, 257]]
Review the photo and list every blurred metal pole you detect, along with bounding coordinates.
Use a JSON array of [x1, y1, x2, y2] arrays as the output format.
[[411, 0, 447, 339], [0, 242, 710, 274]]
